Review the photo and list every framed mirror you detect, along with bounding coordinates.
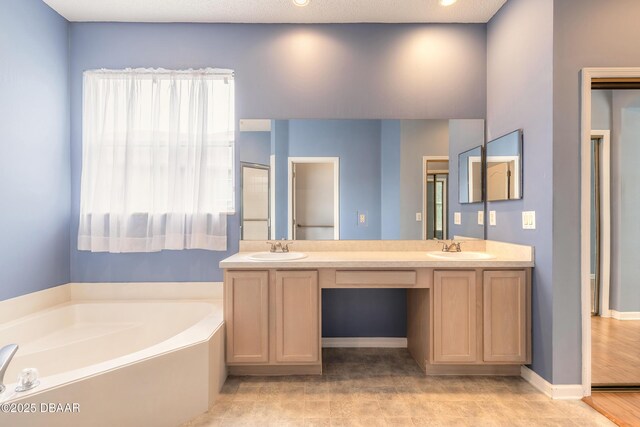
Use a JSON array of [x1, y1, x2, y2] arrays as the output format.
[[458, 146, 483, 204], [237, 118, 486, 241], [486, 129, 523, 201]]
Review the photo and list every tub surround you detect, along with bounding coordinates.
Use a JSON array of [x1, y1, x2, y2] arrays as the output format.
[[220, 240, 533, 376], [0, 282, 225, 427]]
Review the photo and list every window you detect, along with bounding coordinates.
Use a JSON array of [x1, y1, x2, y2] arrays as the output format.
[[78, 68, 235, 253]]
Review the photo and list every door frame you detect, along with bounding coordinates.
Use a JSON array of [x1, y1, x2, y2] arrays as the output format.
[[580, 67, 639, 397], [423, 156, 449, 240], [287, 157, 340, 240], [590, 130, 611, 319]]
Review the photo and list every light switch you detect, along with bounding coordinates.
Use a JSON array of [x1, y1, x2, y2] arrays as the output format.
[[416, 212, 422, 222], [454, 212, 461, 225], [477, 210, 484, 225], [489, 210, 496, 226], [522, 211, 536, 229]]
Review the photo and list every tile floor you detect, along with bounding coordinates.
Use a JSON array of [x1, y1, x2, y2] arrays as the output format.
[[184, 349, 615, 427]]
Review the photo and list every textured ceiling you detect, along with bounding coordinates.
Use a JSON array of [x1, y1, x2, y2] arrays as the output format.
[[42, 0, 507, 23]]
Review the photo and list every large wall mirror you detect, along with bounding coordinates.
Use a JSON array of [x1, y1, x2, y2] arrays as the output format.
[[238, 119, 486, 241], [486, 129, 523, 201]]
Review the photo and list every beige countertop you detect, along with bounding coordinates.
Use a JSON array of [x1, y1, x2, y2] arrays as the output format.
[[219, 240, 534, 269]]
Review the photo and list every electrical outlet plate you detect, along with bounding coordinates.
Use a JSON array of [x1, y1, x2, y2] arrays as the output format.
[[454, 212, 461, 225], [416, 212, 422, 222], [489, 210, 496, 226], [477, 210, 484, 225], [358, 211, 367, 226], [522, 211, 536, 229]]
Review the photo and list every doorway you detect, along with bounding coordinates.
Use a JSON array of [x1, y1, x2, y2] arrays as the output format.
[[423, 157, 449, 240], [240, 162, 271, 240], [581, 69, 640, 397], [288, 157, 339, 240]]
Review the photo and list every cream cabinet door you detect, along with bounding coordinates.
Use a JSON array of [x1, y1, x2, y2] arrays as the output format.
[[275, 270, 320, 363], [483, 270, 528, 363], [433, 270, 477, 363], [225, 271, 269, 364]]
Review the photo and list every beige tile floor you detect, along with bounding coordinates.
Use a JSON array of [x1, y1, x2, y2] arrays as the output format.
[[184, 349, 614, 427]]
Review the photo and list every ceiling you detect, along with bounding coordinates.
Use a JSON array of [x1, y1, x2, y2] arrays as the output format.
[[42, 0, 508, 24]]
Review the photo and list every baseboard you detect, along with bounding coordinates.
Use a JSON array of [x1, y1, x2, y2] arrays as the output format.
[[610, 310, 640, 320], [520, 366, 584, 400], [322, 337, 408, 348]]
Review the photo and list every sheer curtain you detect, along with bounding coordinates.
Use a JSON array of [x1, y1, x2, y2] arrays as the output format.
[[78, 68, 235, 253]]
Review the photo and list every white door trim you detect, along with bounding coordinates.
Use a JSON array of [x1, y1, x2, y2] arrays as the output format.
[[580, 67, 640, 398], [591, 130, 611, 319], [287, 157, 340, 240], [423, 156, 449, 240]]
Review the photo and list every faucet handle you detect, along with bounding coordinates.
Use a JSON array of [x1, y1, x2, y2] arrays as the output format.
[[436, 240, 449, 252], [282, 241, 293, 253], [266, 241, 278, 253]]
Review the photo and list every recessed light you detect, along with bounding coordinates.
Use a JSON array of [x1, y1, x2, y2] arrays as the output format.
[[439, 0, 457, 6], [293, 0, 309, 6]]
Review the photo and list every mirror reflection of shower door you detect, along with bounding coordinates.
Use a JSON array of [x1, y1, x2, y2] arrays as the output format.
[[591, 137, 601, 316], [426, 174, 448, 240], [292, 161, 336, 240], [240, 163, 270, 240]]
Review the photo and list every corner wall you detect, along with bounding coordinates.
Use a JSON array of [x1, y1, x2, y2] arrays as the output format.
[[486, 0, 555, 382], [0, 0, 70, 300]]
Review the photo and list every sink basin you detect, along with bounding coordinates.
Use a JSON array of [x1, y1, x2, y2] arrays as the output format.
[[247, 252, 308, 261], [426, 251, 496, 260]]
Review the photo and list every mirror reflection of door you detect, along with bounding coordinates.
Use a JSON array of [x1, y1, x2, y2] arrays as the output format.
[[426, 174, 448, 240], [487, 161, 511, 200], [424, 159, 448, 240], [291, 160, 338, 240], [240, 163, 270, 240]]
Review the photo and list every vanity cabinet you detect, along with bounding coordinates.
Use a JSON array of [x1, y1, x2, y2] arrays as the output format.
[[432, 270, 478, 363], [275, 271, 320, 363], [225, 271, 269, 364], [431, 269, 530, 367], [483, 270, 528, 363], [224, 269, 321, 373]]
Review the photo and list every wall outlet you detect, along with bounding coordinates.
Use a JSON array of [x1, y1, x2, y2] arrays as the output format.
[[454, 212, 461, 225], [415, 212, 422, 222], [477, 210, 484, 225], [358, 211, 367, 226], [489, 210, 496, 226], [522, 211, 536, 229]]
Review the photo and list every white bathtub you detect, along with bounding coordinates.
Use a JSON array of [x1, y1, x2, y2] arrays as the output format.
[[0, 283, 226, 427]]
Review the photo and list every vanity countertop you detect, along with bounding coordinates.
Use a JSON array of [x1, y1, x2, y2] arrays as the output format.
[[219, 249, 534, 269]]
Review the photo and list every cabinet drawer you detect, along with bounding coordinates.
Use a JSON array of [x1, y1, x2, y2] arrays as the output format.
[[335, 270, 416, 287]]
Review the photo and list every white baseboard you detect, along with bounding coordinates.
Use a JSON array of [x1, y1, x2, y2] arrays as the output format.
[[520, 366, 584, 400], [322, 337, 408, 348], [610, 310, 640, 320]]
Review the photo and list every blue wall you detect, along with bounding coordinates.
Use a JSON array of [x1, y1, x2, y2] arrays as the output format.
[[68, 23, 487, 284], [381, 120, 402, 239], [238, 131, 270, 165], [487, 0, 555, 382], [0, 0, 70, 300]]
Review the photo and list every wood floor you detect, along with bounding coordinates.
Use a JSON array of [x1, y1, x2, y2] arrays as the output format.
[[584, 392, 640, 427], [592, 316, 640, 386]]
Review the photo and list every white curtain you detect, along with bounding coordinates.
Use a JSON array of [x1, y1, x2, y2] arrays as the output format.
[[78, 68, 235, 253]]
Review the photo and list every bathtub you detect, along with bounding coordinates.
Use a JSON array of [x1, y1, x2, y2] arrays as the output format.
[[0, 283, 226, 427]]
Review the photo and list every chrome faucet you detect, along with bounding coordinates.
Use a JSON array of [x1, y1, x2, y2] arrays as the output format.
[[437, 240, 463, 253], [266, 240, 293, 253], [0, 344, 18, 394]]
